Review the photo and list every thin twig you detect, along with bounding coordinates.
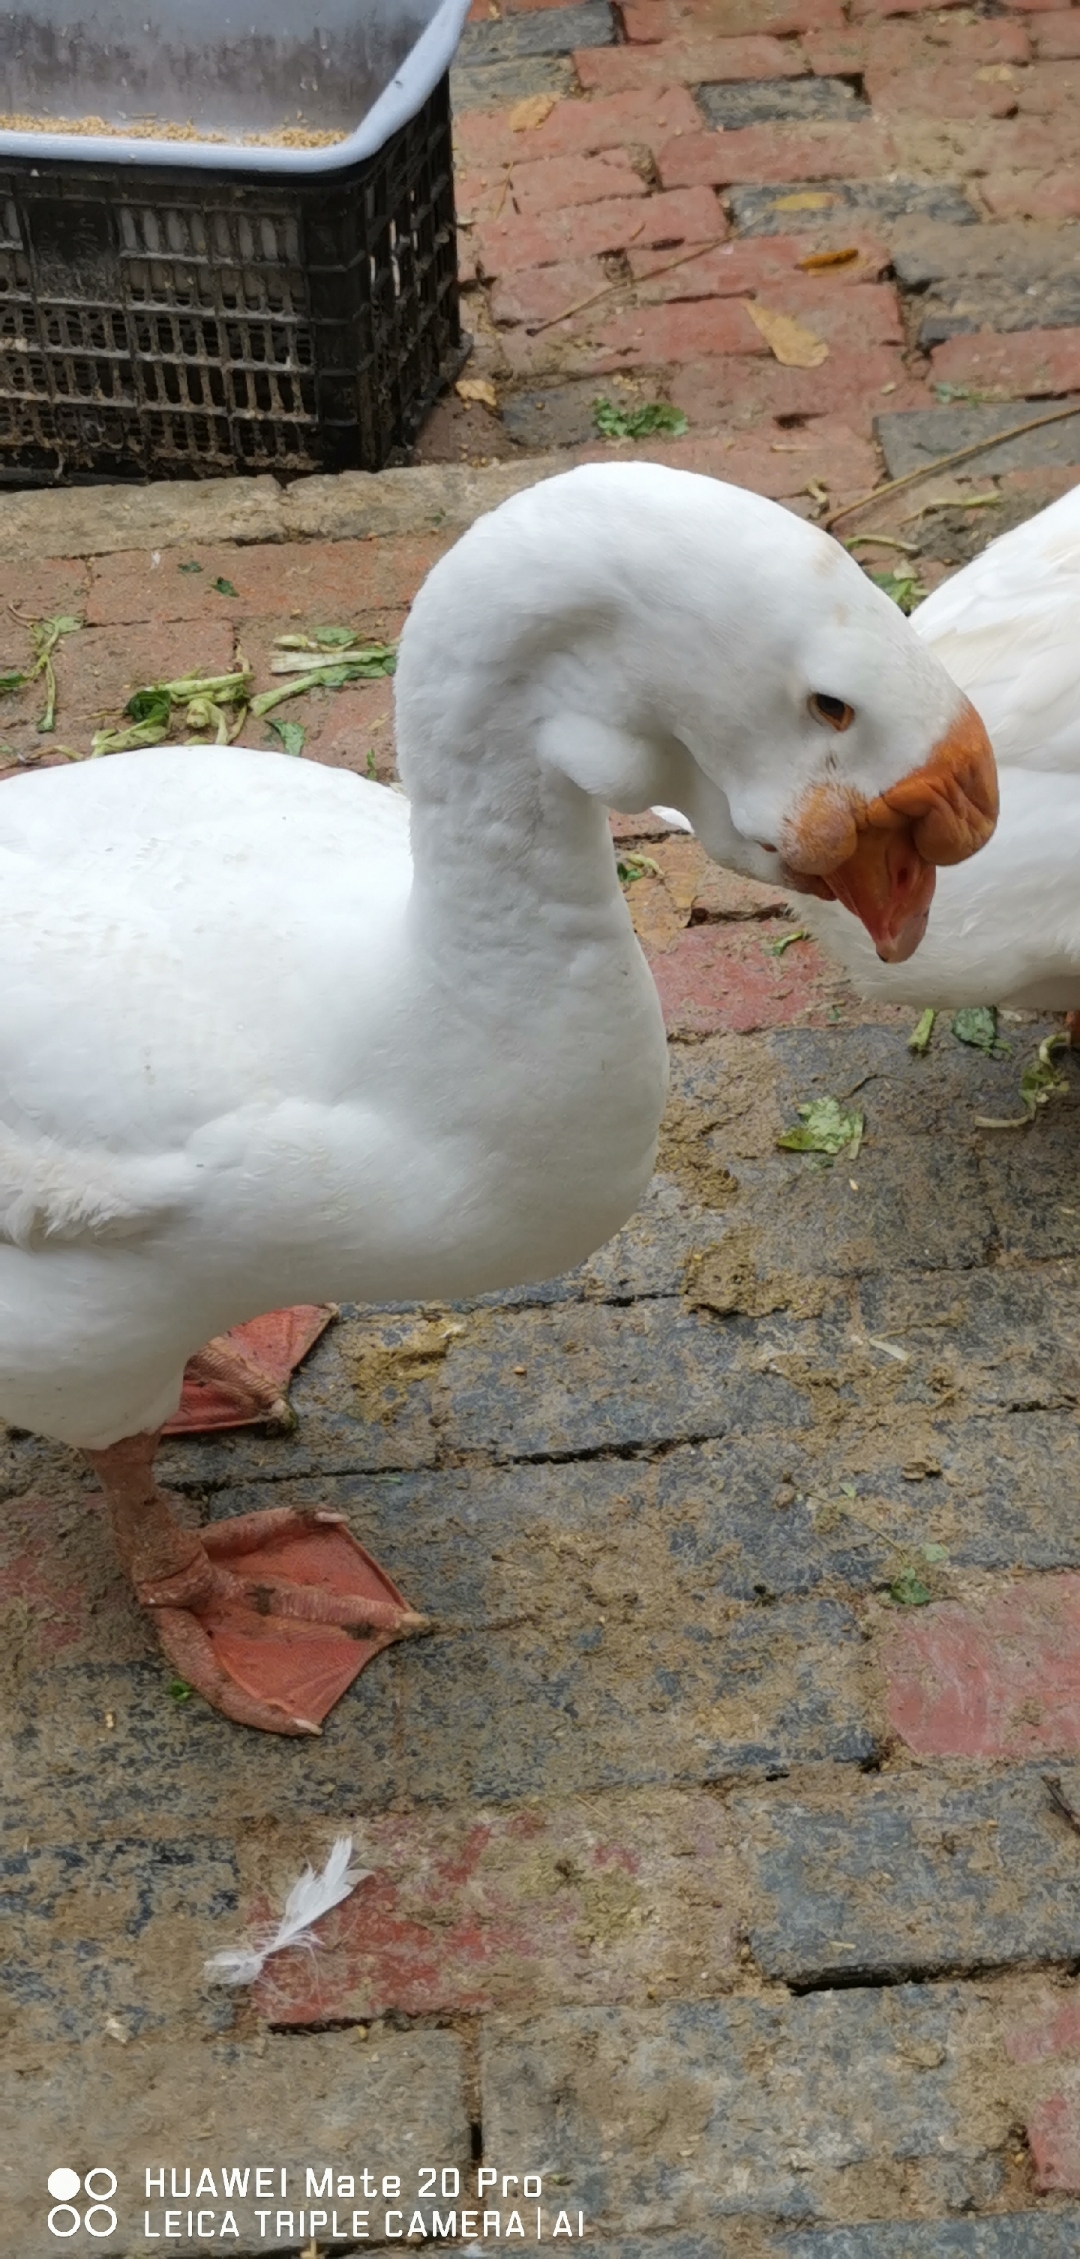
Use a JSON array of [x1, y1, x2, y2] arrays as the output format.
[[825, 403, 1080, 530], [526, 235, 727, 336], [1043, 1773, 1080, 1838]]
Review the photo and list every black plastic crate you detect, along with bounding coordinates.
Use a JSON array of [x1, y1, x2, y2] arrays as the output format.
[[0, 77, 462, 481]]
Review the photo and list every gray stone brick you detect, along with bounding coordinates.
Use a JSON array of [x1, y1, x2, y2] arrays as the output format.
[[890, 218, 1080, 350], [2, 1835, 238, 2044], [742, 1767, 1080, 1985], [696, 78, 864, 129], [5, 1657, 399, 1839], [457, 2, 614, 62], [480, 1986, 1008, 2230], [452, 54, 576, 113], [780, 2218, 1080, 2259], [876, 402, 1080, 483], [395, 1596, 875, 1800], [730, 180, 979, 237], [1, 2028, 468, 2257]]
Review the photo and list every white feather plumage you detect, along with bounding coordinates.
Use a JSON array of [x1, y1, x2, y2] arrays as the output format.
[[204, 1835, 370, 1987]]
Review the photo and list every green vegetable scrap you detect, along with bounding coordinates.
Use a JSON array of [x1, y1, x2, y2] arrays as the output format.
[[268, 718, 307, 757], [889, 1568, 931, 1608], [253, 643, 396, 719], [951, 1004, 1009, 1056], [869, 566, 927, 614], [168, 1677, 193, 1702], [177, 560, 203, 575], [766, 927, 809, 957], [777, 1096, 864, 1158], [907, 1006, 936, 1055], [617, 851, 661, 885], [90, 668, 252, 757], [211, 576, 239, 597], [593, 398, 689, 442], [275, 626, 364, 652], [0, 610, 83, 733], [976, 1030, 1071, 1131]]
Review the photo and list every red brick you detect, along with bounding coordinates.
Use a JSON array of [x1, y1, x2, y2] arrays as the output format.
[[873, 56, 1080, 118], [575, 34, 806, 91], [582, 275, 903, 363], [1026, 2096, 1080, 2196], [0, 557, 89, 618], [658, 122, 896, 190], [1034, 12, 1080, 58], [629, 230, 890, 295], [474, 184, 725, 276], [930, 328, 1080, 400], [490, 254, 611, 325], [455, 83, 701, 169], [297, 676, 397, 780], [1012, 0, 1080, 10], [804, 17, 1032, 71], [669, 344, 925, 437], [623, 0, 843, 39], [248, 1798, 740, 2021], [455, 170, 516, 226], [86, 536, 447, 628], [852, 0, 980, 17], [509, 147, 650, 214], [868, 64, 1030, 120], [881, 1572, 1080, 1761], [981, 169, 1080, 221], [588, 296, 769, 369], [647, 918, 848, 1035], [1008, 1992, 1080, 2067], [581, 415, 878, 500]]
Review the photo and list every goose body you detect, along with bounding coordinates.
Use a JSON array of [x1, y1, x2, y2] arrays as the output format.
[[0, 462, 995, 1730], [799, 481, 1080, 1007]]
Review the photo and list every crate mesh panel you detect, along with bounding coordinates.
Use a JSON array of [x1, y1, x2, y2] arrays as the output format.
[[0, 80, 459, 477]]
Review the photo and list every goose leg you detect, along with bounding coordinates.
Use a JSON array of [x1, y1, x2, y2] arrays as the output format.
[[87, 1430, 424, 1735]]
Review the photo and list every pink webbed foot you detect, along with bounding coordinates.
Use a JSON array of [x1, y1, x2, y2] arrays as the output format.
[[88, 1437, 425, 1735], [164, 1306, 337, 1435], [153, 1510, 424, 1733]]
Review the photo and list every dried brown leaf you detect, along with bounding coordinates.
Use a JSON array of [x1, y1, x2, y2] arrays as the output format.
[[744, 302, 829, 368]]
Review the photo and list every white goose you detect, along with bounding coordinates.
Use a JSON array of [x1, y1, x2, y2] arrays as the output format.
[[0, 463, 995, 1734], [799, 479, 1080, 1010]]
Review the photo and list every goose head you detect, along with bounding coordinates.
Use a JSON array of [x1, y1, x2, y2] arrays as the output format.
[[398, 462, 997, 963]]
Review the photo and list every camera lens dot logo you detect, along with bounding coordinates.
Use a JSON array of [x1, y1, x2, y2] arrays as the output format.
[[47, 2168, 118, 2238]]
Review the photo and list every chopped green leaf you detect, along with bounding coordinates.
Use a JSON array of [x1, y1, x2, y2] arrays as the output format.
[[0, 668, 28, 696], [168, 1677, 193, 1702], [952, 1005, 1008, 1056], [211, 576, 238, 597], [869, 566, 928, 614], [593, 397, 689, 442], [366, 748, 377, 779], [178, 560, 203, 574], [766, 927, 809, 957], [923, 1542, 949, 1564], [314, 625, 359, 648], [125, 688, 173, 728], [889, 1569, 931, 1608], [268, 718, 307, 757], [777, 1096, 864, 1158], [908, 1006, 936, 1055], [617, 851, 661, 885]]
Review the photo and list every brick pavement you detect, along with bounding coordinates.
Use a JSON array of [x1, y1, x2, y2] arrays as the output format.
[[3, 0, 1080, 2249]]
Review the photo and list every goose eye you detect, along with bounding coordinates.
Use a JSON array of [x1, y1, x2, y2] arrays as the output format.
[[809, 692, 855, 732]]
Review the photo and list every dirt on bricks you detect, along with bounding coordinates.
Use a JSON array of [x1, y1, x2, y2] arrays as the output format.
[[3, 0, 1080, 2250]]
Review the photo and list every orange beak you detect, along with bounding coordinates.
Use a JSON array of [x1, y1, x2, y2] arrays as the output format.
[[782, 696, 997, 963]]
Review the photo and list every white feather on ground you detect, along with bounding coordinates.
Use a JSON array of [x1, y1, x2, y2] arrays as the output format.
[[204, 1835, 370, 1987]]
